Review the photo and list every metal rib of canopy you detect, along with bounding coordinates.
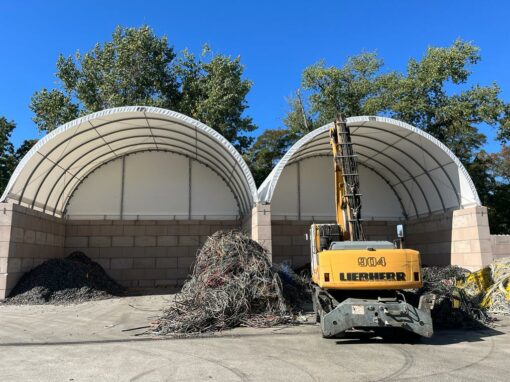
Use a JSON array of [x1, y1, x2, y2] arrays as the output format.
[[1, 106, 259, 217], [258, 116, 481, 219]]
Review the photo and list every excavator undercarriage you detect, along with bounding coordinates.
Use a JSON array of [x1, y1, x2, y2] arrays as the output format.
[[312, 286, 435, 338]]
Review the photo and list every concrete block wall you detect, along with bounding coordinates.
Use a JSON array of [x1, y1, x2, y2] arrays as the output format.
[[272, 209, 493, 271], [450, 206, 492, 270], [404, 212, 454, 266], [0, 203, 65, 299], [64, 219, 240, 288], [250, 204, 272, 260], [271, 220, 311, 268], [491, 235, 510, 260], [404, 206, 492, 270]]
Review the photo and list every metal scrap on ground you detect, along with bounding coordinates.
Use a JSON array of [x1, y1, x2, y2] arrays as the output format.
[[414, 266, 488, 328], [412, 259, 510, 328], [153, 230, 310, 335], [466, 258, 510, 315], [3, 253, 124, 305]]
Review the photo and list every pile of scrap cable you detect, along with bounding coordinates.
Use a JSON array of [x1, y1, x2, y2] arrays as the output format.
[[153, 230, 310, 336], [411, 259, 510, 328], [416, 265, 488, 328], [463, 257, 510, 316]]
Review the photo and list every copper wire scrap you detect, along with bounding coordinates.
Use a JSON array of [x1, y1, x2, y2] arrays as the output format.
[[153, 230, 310, 335]]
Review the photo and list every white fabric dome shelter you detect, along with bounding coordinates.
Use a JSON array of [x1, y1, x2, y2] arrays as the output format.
[[259, 116, 481, 220], [0, 111, 496, 300], [1, 106, 258, 219]]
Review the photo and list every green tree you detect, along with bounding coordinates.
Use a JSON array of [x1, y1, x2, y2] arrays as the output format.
[[175, 48, 255, 151], [30, 26, 255, 153], [286, 41, 509, 162], [244, 129, 295, 186], [480, 145, 510, 233], [387, 40, 509, 163], [0, 118, 37, 195], [285, 52, 397, 136], [0, 117, 16, 194]]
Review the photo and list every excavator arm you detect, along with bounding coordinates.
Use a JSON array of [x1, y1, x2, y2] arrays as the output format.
[[329, 115, 365, 241]]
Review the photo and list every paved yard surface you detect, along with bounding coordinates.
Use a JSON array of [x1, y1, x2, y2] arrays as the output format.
[[1, 293, 509, 381]]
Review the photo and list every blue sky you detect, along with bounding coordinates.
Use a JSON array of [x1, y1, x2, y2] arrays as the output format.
[[1, 0, 509, 152]]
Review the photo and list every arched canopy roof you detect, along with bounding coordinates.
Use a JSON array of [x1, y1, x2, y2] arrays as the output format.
[[259, 116, 480, 219], [1, 106, 258, 217]]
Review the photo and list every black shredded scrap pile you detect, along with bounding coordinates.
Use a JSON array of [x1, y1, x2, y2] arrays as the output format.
[[154, 230, 300, 335], [5, 252, 124, 305], [411, 266, 488, 328], [273, 262, 311, 312]]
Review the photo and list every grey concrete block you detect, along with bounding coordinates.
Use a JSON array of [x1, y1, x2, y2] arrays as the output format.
[[156, 257, 178, 269], [273, 235, 291, 246], [157, 236, 178, 246], [90, 225, 123, 236], [133, 257, 155, 269], [65, 236, 88, 248], [112, 236, 134, 247], [111, 258, 133, 270], [123, 226, 146, 236], [145, 225, 167, 235], [166, 246, 188, 257], [178, 256, 196, 268], [89, 236, 112, 248], [7, 257, 21, 272], [23, 230, 36, 244], [188, 225, 209, 235], [99, 247, 124, 258], [135, 236, 156, 247], [155, 279, 178, 287], [143, 247, 167, 257], [179, 235, 199, 246], [121, 268, 166, 280], [12, 227, 25, 243]]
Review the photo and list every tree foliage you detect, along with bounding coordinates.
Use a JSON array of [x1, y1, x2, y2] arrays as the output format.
[[284, 53, 396, 135], [0, 117, 16, 194], [0, 118, 36, 195], [244, 129, 295, 186], [30, 26, 255, 152], [285, 40, 509, 162]]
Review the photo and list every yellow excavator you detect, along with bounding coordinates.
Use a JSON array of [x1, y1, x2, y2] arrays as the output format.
[[310, 115, 435, 338]]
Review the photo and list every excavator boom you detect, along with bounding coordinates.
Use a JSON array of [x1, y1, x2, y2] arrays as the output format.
[[330, 115, 365, 241]]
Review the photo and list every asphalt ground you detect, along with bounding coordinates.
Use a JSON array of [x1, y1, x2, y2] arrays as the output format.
[[1, 293, 509, 381]]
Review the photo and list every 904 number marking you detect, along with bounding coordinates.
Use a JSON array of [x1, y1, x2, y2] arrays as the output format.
[[358, 257, 386, 267]]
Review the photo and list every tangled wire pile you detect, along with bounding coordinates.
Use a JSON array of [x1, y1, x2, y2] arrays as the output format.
[[409, 266, 489, 328], [481, 258, 510, 315], [4, 252, 124, 305], [154, 230, 293, 335]]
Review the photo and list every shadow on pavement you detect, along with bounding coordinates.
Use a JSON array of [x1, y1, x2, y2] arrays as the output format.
[[334, 324, 504, 345]]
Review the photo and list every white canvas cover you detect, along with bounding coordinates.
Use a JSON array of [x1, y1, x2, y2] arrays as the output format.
[[1, 106, 258, 217], [258, 116, 480, 219]]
